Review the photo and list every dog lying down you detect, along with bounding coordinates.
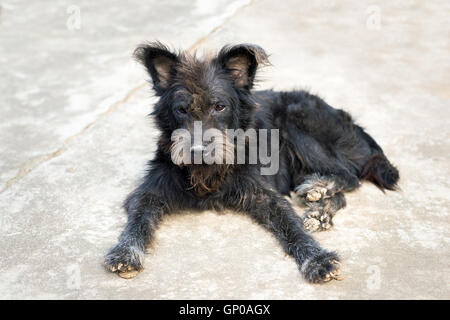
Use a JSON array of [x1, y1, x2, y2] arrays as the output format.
[[104, 42, 399, 283]]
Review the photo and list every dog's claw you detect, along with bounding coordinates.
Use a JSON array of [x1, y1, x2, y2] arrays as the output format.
[[105, 262, 117, 272], [323, 273, 332, 282], [321, 222, 331, 230], [118, 270, 139, 279], [329, 260, 344, 281], [319, 260, 343, 283], [306, 190, 322, 202], [104, 244, 144, 278], [303, 217, 321, 232], [302, 186, 329, 202]]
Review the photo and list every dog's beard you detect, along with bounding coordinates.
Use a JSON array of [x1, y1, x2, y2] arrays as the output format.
[[170, 129, 235, 166], [170, 129, 235, 196], [188, 164, 232, 196]]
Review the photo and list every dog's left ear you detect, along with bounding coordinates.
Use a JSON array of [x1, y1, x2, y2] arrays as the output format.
[[218, 44, 270, 89]]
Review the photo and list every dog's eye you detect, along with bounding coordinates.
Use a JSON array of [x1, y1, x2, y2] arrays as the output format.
[[214, 104, 226, 112], [177, 106, 187, 115]]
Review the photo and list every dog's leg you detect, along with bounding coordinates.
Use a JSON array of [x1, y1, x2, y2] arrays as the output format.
[[243, 188, 342, 283], [294, 173, 358, 232], [104, 191, 167, 278]]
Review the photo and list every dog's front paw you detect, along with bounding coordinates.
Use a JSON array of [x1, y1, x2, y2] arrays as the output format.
[[300, 251, 343, 284], [104, 244, 144, 279], [295, 185, 328, 203]]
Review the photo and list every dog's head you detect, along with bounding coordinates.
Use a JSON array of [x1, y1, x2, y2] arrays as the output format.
[[134, 42, 270, 167]]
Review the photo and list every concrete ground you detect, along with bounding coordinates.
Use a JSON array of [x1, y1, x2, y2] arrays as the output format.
[[0, 0, 449, 299]]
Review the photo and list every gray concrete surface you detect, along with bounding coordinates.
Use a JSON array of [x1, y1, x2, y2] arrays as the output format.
[[0, 0, 449, 299]]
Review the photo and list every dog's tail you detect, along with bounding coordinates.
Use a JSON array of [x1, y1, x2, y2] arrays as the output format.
[[356, 126, 399, 191], [360, 153, 399, 191]]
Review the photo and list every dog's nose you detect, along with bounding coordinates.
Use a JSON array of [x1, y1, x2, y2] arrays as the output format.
[[190, 145, 206, 153]]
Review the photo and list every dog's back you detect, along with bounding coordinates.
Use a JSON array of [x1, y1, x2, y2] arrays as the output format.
[[253, 89, 399, 194]]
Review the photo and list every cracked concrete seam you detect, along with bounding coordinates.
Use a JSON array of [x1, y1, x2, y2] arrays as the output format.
[[1, 83, 146, 195], [1, 0, 254, 195]]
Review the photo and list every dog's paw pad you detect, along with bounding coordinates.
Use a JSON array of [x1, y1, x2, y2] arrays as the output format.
[[118, 270, 139, 279], [303, 210, 332, 232], [104, 244, 144, 278], [303, 216, 321, 232], [301, 252, 343, 284], [320, 260, 344, 282], [320, 221, 332, 230], [306, 190, 321, 202], [296, 184, 328, 203], [305, 187, 327, 202]]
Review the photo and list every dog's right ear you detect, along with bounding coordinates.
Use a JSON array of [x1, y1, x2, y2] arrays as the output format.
[[134, 42, 178, 95]]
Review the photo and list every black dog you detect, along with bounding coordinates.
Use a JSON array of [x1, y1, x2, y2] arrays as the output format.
[[104, 42, 399, 283]]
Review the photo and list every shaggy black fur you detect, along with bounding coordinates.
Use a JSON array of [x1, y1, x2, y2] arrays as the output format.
[[104, 42, 399, 283]]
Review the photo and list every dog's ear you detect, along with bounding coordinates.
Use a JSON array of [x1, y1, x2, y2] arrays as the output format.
[[134, 42, 178, 94], [218, 44, 270, 89]]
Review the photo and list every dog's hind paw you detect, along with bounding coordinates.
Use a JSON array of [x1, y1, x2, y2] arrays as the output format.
[[295, 185, 328, 202], [295, 174, 339, 204], [104, 244, 144, 279], [306, 187, 328, 202], [300, 251, 343, 284], [302, 209, 332, 232]]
